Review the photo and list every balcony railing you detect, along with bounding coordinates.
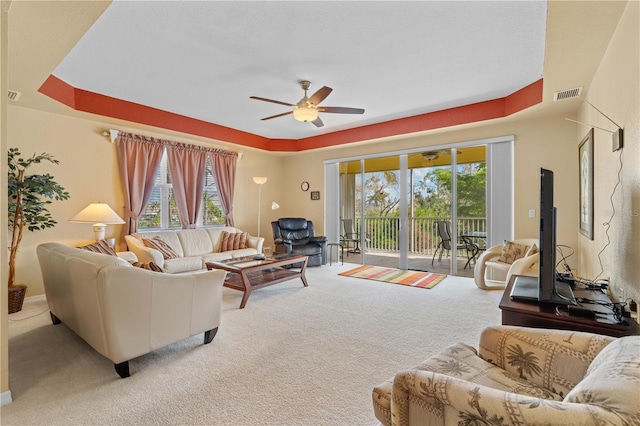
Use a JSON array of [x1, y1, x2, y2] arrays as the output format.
[[355, 217, 486, 255]]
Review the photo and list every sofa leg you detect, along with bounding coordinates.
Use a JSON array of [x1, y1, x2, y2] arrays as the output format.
[[204, 327, 218, 344], [114, 361, 130, 378], [50, 312, 61, 325]]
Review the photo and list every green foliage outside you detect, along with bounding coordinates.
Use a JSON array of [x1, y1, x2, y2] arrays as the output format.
[[353, 162, 486, 250], [137, 158, 226, 229]]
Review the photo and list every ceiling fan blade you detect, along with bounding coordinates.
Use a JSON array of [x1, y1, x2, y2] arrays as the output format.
[[309, 86, 332, 105], [311, 116, 324, 128], [318, 106, 365, 114], [260, 111, 293, 121], [250, 96, 295, 107]]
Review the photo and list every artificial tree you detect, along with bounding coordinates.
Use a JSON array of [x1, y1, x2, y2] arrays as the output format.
[[7, 148, 70, 313]]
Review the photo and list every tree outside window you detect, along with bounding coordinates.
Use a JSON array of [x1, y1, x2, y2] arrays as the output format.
[[138, 152, 226, 230]]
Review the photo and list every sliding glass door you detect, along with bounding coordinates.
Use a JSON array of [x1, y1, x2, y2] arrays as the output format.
[[329, 137, 511, 276]]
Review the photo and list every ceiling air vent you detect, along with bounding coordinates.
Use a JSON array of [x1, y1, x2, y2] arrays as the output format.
[[7, 90, 21, 102], [553, 87, 582, 101]]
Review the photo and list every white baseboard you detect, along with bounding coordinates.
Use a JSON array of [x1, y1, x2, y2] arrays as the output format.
[[26, 294, 47, 303], [1, 390, 12, 406]]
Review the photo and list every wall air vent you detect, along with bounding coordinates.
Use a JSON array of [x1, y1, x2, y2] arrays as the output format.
[[8, 90, 21, 101], [553, 87, 582, 101]]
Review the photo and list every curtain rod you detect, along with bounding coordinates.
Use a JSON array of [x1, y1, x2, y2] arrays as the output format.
[[100, 128, 241, 157]]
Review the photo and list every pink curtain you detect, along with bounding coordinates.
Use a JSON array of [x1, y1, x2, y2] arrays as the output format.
[[116, 133, 164, 234], [166, 144, 207, 229], [209, 152, 238, 226]]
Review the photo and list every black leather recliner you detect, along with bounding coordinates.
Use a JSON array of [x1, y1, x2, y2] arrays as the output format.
[[271, 218, 327, 266]]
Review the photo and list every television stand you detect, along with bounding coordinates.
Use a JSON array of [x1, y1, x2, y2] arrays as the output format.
[[500, 275, 638, 337]]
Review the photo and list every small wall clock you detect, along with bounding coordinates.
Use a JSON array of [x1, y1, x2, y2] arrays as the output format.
[[301, 181, 310, 191]]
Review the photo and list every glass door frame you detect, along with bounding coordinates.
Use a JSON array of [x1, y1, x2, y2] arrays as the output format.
[[325, 135, 514, 273]]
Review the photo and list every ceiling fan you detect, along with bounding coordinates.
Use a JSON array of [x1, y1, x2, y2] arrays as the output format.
[[414, 149, 462, 161], [250, 80, 364, 128]]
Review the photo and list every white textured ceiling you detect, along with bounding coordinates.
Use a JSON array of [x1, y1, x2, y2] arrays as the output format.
[[49, 1, 547, 140]]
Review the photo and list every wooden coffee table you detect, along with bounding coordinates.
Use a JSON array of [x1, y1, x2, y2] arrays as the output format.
[[206, 254, 308, 309]]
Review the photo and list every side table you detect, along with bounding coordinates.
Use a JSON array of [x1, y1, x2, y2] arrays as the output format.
[[500, 275, 638, 337], [327, 242, 344, 265]]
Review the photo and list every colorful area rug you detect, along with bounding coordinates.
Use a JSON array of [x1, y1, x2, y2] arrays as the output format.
[[339, 265, 447, 289]]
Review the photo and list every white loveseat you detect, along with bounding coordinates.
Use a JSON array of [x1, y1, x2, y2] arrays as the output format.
[[125, 227, 264, 274], [37, 242, 226, 378]]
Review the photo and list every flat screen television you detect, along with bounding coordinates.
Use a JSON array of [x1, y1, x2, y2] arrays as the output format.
[[510, 168, 575, 305]]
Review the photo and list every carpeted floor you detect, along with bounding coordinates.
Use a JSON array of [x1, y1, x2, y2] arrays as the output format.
[[3, 262, 503, 425]]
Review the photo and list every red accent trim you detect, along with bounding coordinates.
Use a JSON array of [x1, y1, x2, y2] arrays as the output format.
[[504, 79, 543, 116], [39, 75, 543, 152]]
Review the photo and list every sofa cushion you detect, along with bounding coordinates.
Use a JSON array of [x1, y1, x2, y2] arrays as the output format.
[[564, 336, 640, 419], [143, 237, 180, 259], [78, 240, 116, 256], [202, 252, 234, 264], [498, 240, 529, 264], [176, 229, 214, 257], [220, 231, 248, 251], [130, 261, 164, 273], [133, 231, 184, 257], [162, 256, 203, 274], [228, 248, 259, 258]]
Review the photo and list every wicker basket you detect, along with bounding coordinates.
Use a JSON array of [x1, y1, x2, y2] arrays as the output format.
[[8, 285, 27, 314]]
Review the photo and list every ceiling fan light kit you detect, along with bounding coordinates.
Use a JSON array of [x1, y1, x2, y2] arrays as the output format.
[[293, 105, 318, 122], [251, 80, 364, 128]]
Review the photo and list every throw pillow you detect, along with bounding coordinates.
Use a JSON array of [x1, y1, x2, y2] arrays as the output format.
[[220, 231, 248, 251], [527, 243, 539, 256], [498, 241, 529, 264], [130, 261, 164, 273], [78, 239, 117, 256], [142, 237, 179, 259]]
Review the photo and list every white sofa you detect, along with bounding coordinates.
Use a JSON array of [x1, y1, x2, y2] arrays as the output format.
[[125, 227, 264, 274], [37, 242, 226, 378]]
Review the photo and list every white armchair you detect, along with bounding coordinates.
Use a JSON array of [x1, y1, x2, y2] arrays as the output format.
[[373, 326, 639, 426], [473, 238, 538, 290]]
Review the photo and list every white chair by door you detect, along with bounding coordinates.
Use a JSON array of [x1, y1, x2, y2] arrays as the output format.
[[474, 238, 539, 290]]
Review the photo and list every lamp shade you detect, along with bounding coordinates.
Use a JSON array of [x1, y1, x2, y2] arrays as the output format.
[[70, 203, 125, 241], [71, 203, 125, 224], [253, 176, 267, 185]]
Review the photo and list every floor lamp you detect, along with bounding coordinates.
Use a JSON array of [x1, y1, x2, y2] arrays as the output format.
[[253, 177, 267, 237]]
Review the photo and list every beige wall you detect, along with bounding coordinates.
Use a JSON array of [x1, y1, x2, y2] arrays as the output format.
[[1, 0, 10, 399], [7, 105, 582, 298], [6, 106, 285, 297], [281, 114, 580, 264], [577, 0, 639, 304], [2, 0, 638, 401]]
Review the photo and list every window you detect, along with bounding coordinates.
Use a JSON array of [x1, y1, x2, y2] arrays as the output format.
[[138, 151, 226, 230]]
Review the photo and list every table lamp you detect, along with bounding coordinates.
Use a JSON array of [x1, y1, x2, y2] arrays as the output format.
[[70, 203, 125, 241]]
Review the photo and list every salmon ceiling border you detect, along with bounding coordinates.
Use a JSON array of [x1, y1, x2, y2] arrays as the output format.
[[39, 76, 542, 152]]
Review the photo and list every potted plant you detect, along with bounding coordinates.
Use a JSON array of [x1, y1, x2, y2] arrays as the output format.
[[7, 148, 70, 313]]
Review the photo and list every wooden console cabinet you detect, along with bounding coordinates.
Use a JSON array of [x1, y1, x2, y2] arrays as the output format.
[[500, 275, 638, 337]]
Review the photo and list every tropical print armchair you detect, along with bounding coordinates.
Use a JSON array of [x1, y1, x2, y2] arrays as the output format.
[[372, 325, 640, 426]]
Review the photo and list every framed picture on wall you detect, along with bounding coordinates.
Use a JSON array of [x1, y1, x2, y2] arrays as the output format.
[[310, 191, 320, 201], [579, 128, 594, 240]]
